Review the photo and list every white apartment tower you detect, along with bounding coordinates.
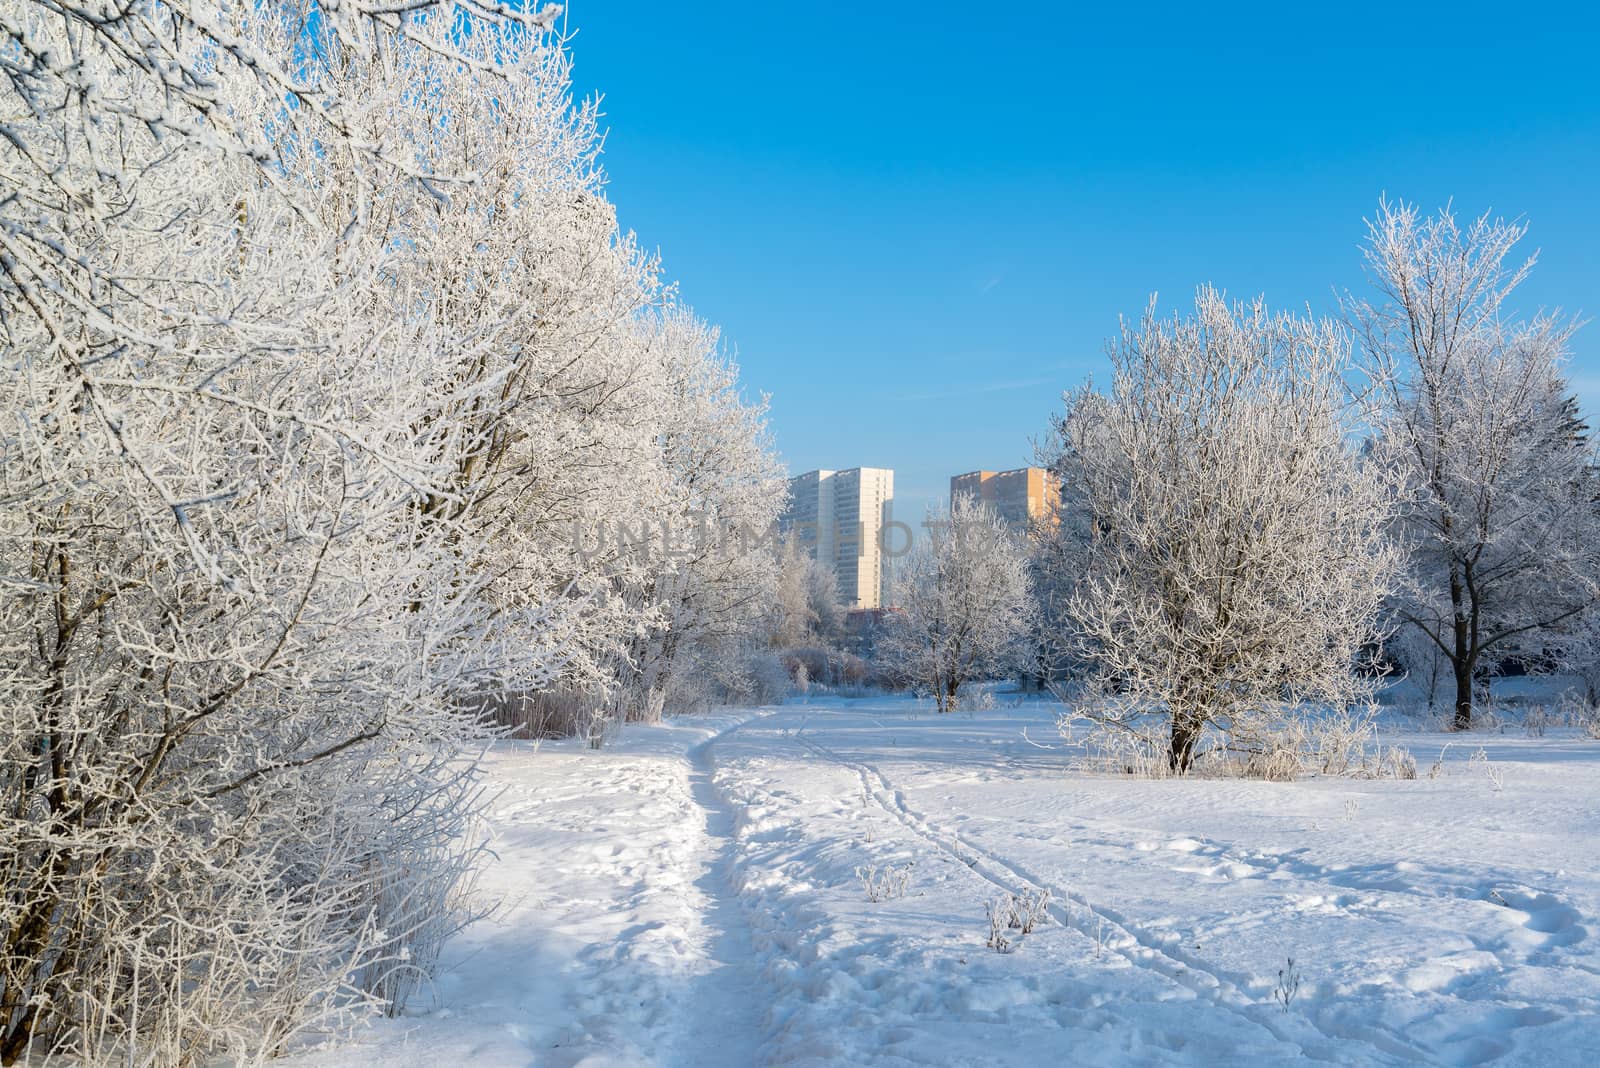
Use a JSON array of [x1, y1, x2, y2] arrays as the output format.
[[781, 467, 894, 609]]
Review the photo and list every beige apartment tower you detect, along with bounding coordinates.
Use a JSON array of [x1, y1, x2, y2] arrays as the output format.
[[949, 467, 1060, 532], [781, 467, 895, 609]]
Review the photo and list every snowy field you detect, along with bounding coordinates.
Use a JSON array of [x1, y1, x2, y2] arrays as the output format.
[[284, 693, 1600, 1067]]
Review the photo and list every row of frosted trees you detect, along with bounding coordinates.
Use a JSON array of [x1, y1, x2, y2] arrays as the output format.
[[1030, 200, 1600, 770], [0, 1, 784, 1063], [878, 200, 1598, 774]]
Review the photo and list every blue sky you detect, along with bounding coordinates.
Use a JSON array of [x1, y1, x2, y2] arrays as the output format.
[[564, 2, 1600, 520]]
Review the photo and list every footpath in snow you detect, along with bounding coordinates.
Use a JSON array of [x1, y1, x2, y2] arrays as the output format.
[[287, 695, 1600, 1067]]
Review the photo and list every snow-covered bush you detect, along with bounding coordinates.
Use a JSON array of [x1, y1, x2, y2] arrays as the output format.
[[1290, 708, 1380, 777], [778, 647, 894, 693], [1378, 746, 1419, 780], [1242, 739, 1305, 783], [982, 888, 1051, 953], [1061, 716, 1179, 778], [1064, 703, 1414, 781], [855, 864, 914, 903], [1572, 700, 1600, 740], [475, 690, 593, 742], [1005, 888, 1052, 934], [1524, 706, 1552, 738], [1242, 711, 1416, 781], [746, 652, 798, 705], [984, 899, 1017, 954]]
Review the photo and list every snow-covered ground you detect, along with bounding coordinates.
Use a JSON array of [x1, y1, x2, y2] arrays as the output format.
[[284, 692, 1600, 1067]]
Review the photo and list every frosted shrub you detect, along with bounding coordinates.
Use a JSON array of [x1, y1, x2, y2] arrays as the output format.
[[1523, 706, 1550, 737], [1577, 664, 1600, 714], [856, 864, 913, 903], [959, 687, 1000, 714], [1062, 718, 1185, 778], [983, 888, 1051, 952], [1273, 957, 1303, 1013], [1378, 746, 1419, 780], [1003, 888, 1052, 934], [1469, 705, 1506, 734], [1065, 706, 1412, 782], [1242, 739, 1304, 783], [746, 652, 797, 705], [984, 900, 1016, 954], [1245, 706, 1416, 780], [1299, 708, 1378, 776], [1469, 747, 1507, 792], [1558, 695, 1600, 739]]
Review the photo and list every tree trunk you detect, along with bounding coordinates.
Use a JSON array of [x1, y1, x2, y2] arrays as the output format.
[[1449, 558, 1474, 730], [1, 890, 58, 1065], [1450, 602, 1474, 730], [1169, 710, 1202, 774], [940, 675, 959, 713], [1452, 660, 1473, 731]]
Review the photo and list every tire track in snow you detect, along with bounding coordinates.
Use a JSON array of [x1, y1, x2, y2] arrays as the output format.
[[795, 731, 1420, 1065], [983, 807, 1590, 969]]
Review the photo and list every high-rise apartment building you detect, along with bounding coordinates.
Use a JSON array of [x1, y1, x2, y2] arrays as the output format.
[[949, 467, 1060, 532], [781, 467, 894, 609]]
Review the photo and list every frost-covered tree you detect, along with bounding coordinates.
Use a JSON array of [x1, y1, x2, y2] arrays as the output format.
[[772, 538, 819, 647], [1029, 421, 1105, 689], [1348, 200, 1600, 729], [1053, 290, 1397, 773], [808, 560, 848, 644], [331, 11, 664, 699], [604, 308, 786, 719], [303, 5, 786, 732], [771, 538, 842, 648], [879, 496, 1035, 712]]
